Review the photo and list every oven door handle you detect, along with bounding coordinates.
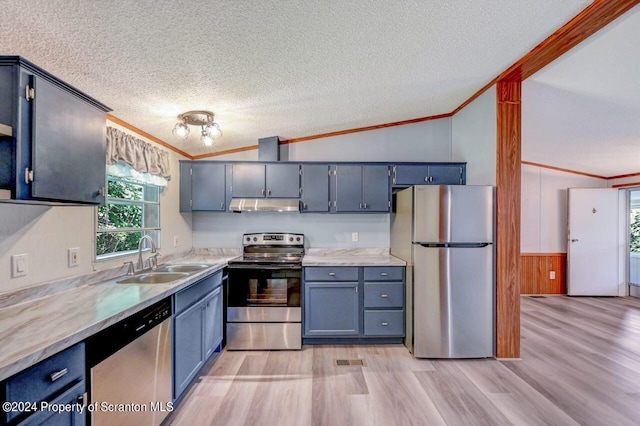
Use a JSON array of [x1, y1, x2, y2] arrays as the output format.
[[226, 264, 302, 270]]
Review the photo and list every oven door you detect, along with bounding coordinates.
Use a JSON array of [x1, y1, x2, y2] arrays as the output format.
[[226, 265, 301, 321]]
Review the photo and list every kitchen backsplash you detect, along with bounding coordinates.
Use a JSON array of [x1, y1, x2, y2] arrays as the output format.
[[192, 212, 390, 248]]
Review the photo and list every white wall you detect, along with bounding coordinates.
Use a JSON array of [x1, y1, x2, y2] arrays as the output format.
[[521, 163, 607, 253], [192, 118, 452, 249], [451, 86, 497, 185], [0, 120, 192, 293]]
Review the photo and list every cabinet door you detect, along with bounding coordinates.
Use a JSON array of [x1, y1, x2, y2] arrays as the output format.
[[266, 163, 300, 198], [392, 165, 429, 186], [300, 164, 329, 212], [174, 301, 204, 399], [232, 164, 265, 198], [334, 165, 363, 212], [304, 282, 360, 336], [179, 162, 192, 212], [362, 165, 390, 212], [192, 162, 226, 211], [19, 380, 86, 426], [31, 75, 106, 204], [428, 165, 464, 185], [203, 286, 223, 360]]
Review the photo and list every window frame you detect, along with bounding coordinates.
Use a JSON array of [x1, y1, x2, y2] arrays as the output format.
[[95, 175, 161, 261]]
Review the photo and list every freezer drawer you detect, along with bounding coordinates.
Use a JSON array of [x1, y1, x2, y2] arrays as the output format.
[[412, 244, 494, 358], [364, 310, 404, 336]]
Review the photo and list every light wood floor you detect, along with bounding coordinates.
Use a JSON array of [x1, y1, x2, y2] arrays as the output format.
[[166, 296, 640, 426]]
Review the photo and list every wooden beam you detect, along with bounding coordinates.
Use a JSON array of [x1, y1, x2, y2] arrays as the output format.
[[500, 0, 640, 81], [191, 144, 259, 160], [496, 80, 522, 359], [521, 161, 607, 180]]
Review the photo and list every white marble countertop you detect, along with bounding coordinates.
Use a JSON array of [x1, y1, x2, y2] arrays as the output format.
[[0, 250, 240, 382], [302, 248, 406, 266]]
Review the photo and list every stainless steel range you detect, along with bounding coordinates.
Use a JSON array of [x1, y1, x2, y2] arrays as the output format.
[[226, 232, 303, 350]]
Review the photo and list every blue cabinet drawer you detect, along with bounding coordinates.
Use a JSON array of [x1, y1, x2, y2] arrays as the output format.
[[18, 380, 86, 426], [364, 310, 404, 336], [305, 267, 358, 282], [363, 267, 403, 281], [4, 342, 85, 422], [175, 271, 222, 314], [364, 283, 404, 308]]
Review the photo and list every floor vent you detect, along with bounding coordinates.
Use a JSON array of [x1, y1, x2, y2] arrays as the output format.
[[335, 359, 365, 367], [529, 295, 547, 298]]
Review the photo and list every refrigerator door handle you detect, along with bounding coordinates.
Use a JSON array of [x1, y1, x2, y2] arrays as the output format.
[[414, 242, 492, 248]]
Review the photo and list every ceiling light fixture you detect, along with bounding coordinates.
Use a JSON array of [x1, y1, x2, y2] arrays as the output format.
[[172, 110, 222, 147]]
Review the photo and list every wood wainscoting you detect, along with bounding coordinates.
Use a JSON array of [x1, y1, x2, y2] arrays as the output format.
[[521, 253, 567, 294]]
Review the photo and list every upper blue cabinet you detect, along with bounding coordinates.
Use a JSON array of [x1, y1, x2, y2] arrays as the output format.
[[232, 163, 300, 198], [392, 163, 465, 187], [0, 56, 111, 205]]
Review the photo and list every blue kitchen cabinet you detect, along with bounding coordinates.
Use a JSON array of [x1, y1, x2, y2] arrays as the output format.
[[203, 285, 223, 359], [333, 165, 390, 212], [300, 164, 330, 212], [173, 271, 223, 400], [0, 56, 110, 204], [304, 281, 360, 337], [174, 299, 205, 399], [1, 342, 86, 425], [231, 163, 300, 198], [303, 266, 405, 342], [231, 163, 265, 198], [392, 163, 465, 186], [192, 162, 226, 211], [179, 161, 192, 212]]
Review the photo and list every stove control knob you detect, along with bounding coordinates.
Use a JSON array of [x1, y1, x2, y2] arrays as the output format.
[[246, 237, 250, 242], [289, 237, 294, 242], [253, 237, 258, 242], [296, 237, 301, 242]]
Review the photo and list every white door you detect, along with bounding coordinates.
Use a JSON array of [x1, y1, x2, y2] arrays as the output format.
[[567, 188, 619, 296]]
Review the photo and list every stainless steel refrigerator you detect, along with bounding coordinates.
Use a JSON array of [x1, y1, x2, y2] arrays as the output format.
[[391, 185, 495, 358]]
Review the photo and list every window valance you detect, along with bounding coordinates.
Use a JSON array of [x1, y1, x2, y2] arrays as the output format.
[[106, 126, 171, 180]]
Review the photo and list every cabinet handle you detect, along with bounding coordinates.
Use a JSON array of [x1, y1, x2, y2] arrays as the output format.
[[359, 203, 363, 209], [380, 272, 388, 276], [303, 202, 308, 210], [355, 287, 358, 293], [380, 294, 388, 298], [363, 203, 368, 209], [261, 188, 265, 196], [328, 272, 335, 276], [49, 368, 68, 382], [381, 322, 388, 326], [220, 201, 224, 209], [429, 176, 433, 183], [267, 189, 271, 196]]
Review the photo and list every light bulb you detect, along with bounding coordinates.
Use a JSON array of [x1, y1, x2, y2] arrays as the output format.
[[172, 122, 189, 139], [201, 130, 214, 146], [204, 122, 222, 139]]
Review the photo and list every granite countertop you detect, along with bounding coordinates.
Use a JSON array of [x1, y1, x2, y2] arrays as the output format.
[[0, 249, 241, 382], [302, 248, 406, 266]]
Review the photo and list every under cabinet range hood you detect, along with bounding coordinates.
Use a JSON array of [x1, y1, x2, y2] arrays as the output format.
[[229, 198, 299, 212]]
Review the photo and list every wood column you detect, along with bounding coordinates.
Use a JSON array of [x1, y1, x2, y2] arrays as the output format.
[[496, 80, 521, 358]]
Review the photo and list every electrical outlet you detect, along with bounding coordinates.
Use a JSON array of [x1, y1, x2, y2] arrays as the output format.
[[550, 271, 556, 280], [68, 248, 80, 267], [351, 232, 359, 242], [11, 254, 28, 278], [173, 236, 179, 248]]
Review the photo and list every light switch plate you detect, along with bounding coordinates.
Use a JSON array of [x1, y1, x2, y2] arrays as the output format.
[[11, 254, 28, 278], [68, 247, 80, 267], [351, 232, 359, 242]]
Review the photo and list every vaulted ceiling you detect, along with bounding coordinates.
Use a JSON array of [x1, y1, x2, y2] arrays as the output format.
[[0, 0, 593, 157]]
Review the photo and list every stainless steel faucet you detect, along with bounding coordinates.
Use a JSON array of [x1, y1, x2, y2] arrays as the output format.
[[136, 235, 158, 271]]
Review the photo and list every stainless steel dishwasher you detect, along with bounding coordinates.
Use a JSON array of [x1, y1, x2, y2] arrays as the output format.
[[86, 298, 172, 426]]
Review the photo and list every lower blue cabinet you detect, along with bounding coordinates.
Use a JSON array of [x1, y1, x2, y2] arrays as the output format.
[[173, 271, 223, 401], [304, 282, 360, 336]]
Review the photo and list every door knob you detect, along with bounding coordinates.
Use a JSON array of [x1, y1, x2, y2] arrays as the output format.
[[570, 239, 579, 242]]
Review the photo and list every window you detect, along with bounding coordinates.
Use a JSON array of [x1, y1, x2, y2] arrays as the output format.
[[96, 176, 160, 258]]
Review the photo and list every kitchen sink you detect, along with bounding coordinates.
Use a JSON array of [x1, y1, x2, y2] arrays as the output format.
[[154, 264, 211, 273], [117, 272, 189, 284]]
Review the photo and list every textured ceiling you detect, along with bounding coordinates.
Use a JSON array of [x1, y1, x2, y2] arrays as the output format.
[[0, 0, 591, 156], [523, 4, 640, 178]]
